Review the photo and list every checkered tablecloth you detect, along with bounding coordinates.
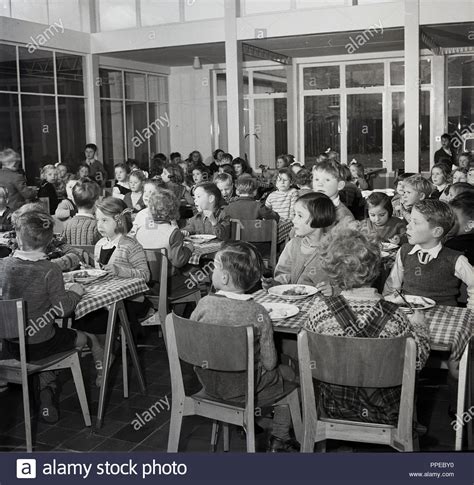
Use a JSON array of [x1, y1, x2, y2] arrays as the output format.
[[188, 241, 223, 265], [73, 274, 149, 319], [277, 220, 293, 244], [253, 289, 473, 360]]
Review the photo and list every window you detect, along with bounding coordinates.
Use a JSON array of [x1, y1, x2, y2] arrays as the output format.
[[390, 59, 431, 86], [303, 66, 339, 90], [98, 0, 137, 31], [346, 63, 384, 88]]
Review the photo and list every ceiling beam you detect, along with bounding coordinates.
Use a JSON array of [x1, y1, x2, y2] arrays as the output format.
[[242, 43, 291, 65]]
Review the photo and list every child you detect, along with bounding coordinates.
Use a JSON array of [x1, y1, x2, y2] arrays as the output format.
[[123, 169, 145, 213], [54, 175, 78, 221], [339, 164, 365, 220], [276, 154, 291, 170], [383, 199, 474, 308], [457, 152, 472, 170], [224, 176, 279, 221], [77, 164, 91, 179], [232, 157, 253, 178], [349, 161, 369, 190], [217, 164, 236, 181], [170, 152, 182, 164], [361, 192, 407, 244], [263, 193, 335, 292], [312, 160, 355, 227], [191, 165, 210, 195], [182, 182, 230, 240], [214, 172, 236, 204], [468, 166, 474, 186], [452, 168, 468, 184], [400, 174, 433, 223], [294, 169, 312, 196], [0, 209, 97, 422], [290, 160, 303, 176], [446, 193, 474, 265], [265, 168, 298, 221], [55, 163, 69, 199], [38, 164, 59, 214], [191, 241, 300, 452], [391, 172, 415, 218], [62, 178, 101, 245], [209, 149, 224, 174], [112, 162, 131, 200], [430, 163, 450, 200], [56, 163, 68, 181], [0, 185, 12, 231], [161, 163, 194, 205]]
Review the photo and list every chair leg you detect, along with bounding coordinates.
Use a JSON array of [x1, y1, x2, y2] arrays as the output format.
[[245, 414, 255, 453], [223, 423, 230, 452], [286, 390, 303, 443], [22, 379, 32, 452], [121, 327, 128, 399], [70, 354, 91, 427], [167, 401, 184, 452], [210, 421, 219, 452]]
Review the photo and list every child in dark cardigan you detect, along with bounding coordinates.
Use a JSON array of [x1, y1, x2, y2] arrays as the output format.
[[38, 164, 59, 214], [191, 241, 300, 452], [0, 185, 12, 231]]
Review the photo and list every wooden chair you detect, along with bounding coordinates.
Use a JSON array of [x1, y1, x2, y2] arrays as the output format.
[[0, 299, 91, 452], [230, 219, 278, 269], [164, 313, 302, 452], [71, 245, 95, 266], [297, 331, 417, 452], [144, 249, 201, 327]]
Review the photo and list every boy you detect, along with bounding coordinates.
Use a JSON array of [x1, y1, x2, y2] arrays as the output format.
[[0, 185, 12, 231], [191, 241, 299, 452], [446, 193, 474, 265], [214, 172, 236, 204], [312, 160, 355, 228], [468, 166, 474, 186], [383, 199, 473, 309], [82, 143, 107, 186], [62, 178, 101, 245], [0, 209, 88, 422], [224, 176, 279, 221], [400, 174, 433, 223]]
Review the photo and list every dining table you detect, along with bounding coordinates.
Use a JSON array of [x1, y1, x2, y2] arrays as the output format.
[[66, 272, 149, 429], [252, 289, 473, 450]]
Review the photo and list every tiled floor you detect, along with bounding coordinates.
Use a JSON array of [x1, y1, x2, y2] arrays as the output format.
[[0, 330, 472, 453]]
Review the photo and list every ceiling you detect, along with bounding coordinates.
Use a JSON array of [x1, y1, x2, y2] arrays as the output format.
[[103, 22, 473, 67]]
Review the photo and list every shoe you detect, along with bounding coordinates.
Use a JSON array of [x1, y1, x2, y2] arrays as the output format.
[[267, 435, 300, 453], [39, 387, 59, 424]]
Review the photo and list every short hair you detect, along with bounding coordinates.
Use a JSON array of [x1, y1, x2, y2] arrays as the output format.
[[366, 192, 394, 218], [221, 153, 233, 164], [114, 162, 129, 173], [319, 227, 381, 290], [232, 157, 252, 175], [450, 193, 474, 220], [276, 154, 292, 167], [218, 164, 236, 180], [277, 167, 294, 183], [77, 164, 90, 175], [191, 164, 211, 182], [458, 151, 472, 162], [236, 176, 258, 195], [404, 174, 433, 198], [14, 210, 54, 250], [169, 152, 181, 160], [295, 168, 312, 187], [213, 149, 224, 159], [0, 148, 21, 170], [441, 133, 451, 141], [95, 197, 132, 234], [85, 143, 97, 152], [40, 164, 56, 180], [195, 182, 225, 208], [163, 163, 184, 184], [129, 169, 146, 182], [448, 182, 474, 199], [412, 199, 454, 237], [72, 178, 101, 209], [312, 159, 343, 181], [0, 185, 9, 198], [148, 189, 179, 222], [339, 164, 352, 182], [431, 163, 451, 181], [213, 172, 233, 185], [394, 172, 416, 186], [296, 192, 336, 228], [218, 241, 264, 292]]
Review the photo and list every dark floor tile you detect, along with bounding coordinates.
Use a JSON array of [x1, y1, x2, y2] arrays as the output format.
[[0, 434, 27, 451], [131, 443, 163, 452], [36, 425, 77, 448], [111, 412, 169, 443], [55, 410, 92, 431], [89, 418, 129, 438], [92, 438, 136, 452], [60, 428, 106, 452]]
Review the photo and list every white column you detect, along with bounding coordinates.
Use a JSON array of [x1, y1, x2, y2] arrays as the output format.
[[431, 55, 446, 165], [224, 0, 244, 157], [404, 0, 420, 172], [84, 54, 103, 159], [286, 63, 298, 159]]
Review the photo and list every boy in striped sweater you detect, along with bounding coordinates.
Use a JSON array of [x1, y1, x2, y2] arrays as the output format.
[[265, 168, 299, 221]]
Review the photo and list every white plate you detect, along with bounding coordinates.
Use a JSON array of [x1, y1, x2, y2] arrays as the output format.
[[261, 302, 299, 321], [385, 294, 436, 312], [189, 234, 217, 244], [268, 284, 318, 301], [381, 242, 398, 251], [65, 269, 107, 284]]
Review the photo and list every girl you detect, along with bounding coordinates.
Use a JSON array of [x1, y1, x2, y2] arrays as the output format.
[[452, 168, 468, 184], [191, 165, 210, 195], [349, 161, 369, 190], [74, 197, 151, 385], [232, 157, 253, 178], [263, 193, 336, 293], [457, 152, 472, 170], [361, 192, 407, 244], [265, 168, 299, 221], [188, 150, 203, 165], [182, 182, 230, 240], [209, 149, 224, 174], [38, 164, 59, 214], [161, 163, 194, 205], [430, 163, 451, 199], [276, 154, 291, 170], [77, 164, 90, 179], [112, 162, 131, 199], [55, 163, 69, 199], [123, 169, 145, 213], [54, 175, 78, 221], [391, 172, 415, 218], [129, 178, 165, 240]]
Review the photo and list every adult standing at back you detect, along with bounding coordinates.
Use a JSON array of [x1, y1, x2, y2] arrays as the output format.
[[82, 143, 107, 186], [434, 133, 456, 170], [0, 149, 37, 210]]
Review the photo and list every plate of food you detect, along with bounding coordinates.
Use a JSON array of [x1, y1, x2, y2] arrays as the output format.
[[188, 234, 217, 244], [381, 242, 399, 251], [261, 302, 299, 321], [385, 294, 436, 312], [268, 284, 318, 301], [64, 269, 108, 285]]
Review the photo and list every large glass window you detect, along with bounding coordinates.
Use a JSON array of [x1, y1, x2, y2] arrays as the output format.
[[420, 91, 430, 172], [0, 92, 21, 153], [184, 0, 224, 21], [101, 100, 125, 170], [58, 97, 86, 166], [98, 0, 137, 31], [392, 92, 404, 171], [346, 63, 384, 88], [141, 0, 180, 26], [303, 66, 339, 90], [19, 47, 55, 95], [56, 53, 84, 96], [0, 44, 17, 92]]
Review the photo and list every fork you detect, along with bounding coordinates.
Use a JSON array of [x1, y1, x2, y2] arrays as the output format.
[[396, 289, 414, 314]]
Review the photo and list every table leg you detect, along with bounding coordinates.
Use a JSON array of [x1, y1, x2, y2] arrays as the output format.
[[117, 301, 146, 394], [121, 327, 128, 399], [96, 302, 118, 429], [455, 340, 470, 451]]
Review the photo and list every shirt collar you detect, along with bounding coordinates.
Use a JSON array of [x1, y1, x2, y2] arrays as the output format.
[[408, 242, 442, 259], [77, 212, 95, 219], [215, 290, 253, 301], [13, 249, 48, 261], [332, 195, 341, 207], [103, 234, 122, 249]]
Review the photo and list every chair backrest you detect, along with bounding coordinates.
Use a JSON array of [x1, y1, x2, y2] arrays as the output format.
[[0, 299, 25, 340], [301, 332, 412, 388], [71, 245, 95, 266], [144, 248, 168, 324]]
